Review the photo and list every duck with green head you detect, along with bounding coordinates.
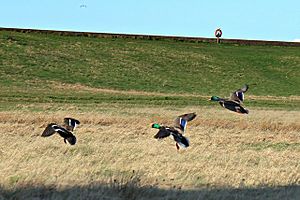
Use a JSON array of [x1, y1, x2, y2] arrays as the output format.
[[152, 113, 196, 150], [210, 84, 249, 114]]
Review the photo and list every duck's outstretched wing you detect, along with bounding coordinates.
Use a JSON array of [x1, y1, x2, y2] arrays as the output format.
[[230, 84, 249, 103], [41, 123, 58, 137], [154, 127, 171, 139], [174, 113, 197, 132], [64, 118, 80, 131]]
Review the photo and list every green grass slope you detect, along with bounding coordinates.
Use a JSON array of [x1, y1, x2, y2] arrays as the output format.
[[0, 30, 299, 110]]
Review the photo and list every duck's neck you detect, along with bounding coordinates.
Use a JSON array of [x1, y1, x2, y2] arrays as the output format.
[[152, 123, 161, 129]]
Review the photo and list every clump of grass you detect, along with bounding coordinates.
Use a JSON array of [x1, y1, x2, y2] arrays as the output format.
[[195, 118, 300, 132], [244, 142, 300, 151], [9, 175, 22, 186], [107, 170, 142, 199]]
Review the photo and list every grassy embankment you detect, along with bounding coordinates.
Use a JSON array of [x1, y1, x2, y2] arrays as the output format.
[[0, 30, 299, 110]]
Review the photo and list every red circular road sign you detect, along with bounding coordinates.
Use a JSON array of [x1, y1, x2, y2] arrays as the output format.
[[215, 28, 222, 37]]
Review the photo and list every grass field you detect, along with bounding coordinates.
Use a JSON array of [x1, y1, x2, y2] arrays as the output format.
[[0, 30, 300, 199]]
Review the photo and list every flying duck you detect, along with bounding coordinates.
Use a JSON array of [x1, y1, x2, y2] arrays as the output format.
[[210, 84, 249, 114], [152, 113, 196, 150], [41, 118, 80, 145]]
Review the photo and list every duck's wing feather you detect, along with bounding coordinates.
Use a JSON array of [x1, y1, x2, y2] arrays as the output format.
[[230, 84, 249, 103], [174, 113, 197, 132], [64, 135, 77, 145], [171, 132, 190, 148], [55, 126, 75, 139], [41, 123, 58, 137], [222, 100, 249, 114], [154, 127, 171, 139], [64, 118, 80, 131], [55, 126, 77, 145], [177, 135, 190, 148]]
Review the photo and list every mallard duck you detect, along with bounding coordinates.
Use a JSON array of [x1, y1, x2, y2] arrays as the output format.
[[152, 113, 196, 150], [210, 84, 249, 114], [41, 118, 80, 145]]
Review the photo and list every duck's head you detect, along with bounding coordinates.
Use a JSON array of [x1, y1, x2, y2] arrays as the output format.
[[210, 96, 221, 101], [151, 123, 161, 129]]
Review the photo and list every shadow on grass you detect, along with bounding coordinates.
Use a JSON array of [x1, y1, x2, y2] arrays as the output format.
[[1, 179, 299, 200]]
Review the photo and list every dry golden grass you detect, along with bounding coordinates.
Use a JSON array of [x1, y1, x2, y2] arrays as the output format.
[[0, 106, 299, 199]]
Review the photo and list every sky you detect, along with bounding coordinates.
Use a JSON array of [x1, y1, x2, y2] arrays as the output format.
[[1, 0, 300, 42]]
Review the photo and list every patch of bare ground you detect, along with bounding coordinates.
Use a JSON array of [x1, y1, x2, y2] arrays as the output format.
[[0, 107, 299, 199]]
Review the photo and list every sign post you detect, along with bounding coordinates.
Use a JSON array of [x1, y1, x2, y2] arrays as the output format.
[[215, 28, 222, 44]]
